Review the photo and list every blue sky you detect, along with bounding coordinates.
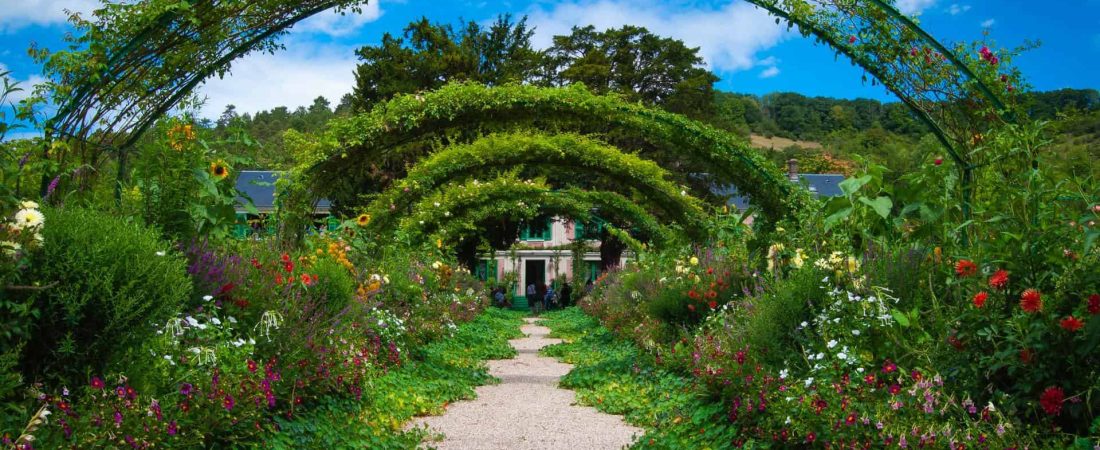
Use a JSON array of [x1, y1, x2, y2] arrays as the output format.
[[1, 0, 1098, 125]]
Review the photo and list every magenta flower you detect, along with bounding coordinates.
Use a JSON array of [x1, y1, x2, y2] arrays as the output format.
[[167, 420, 178, 436], [179, 383, 193, 396], [222, 394, 235, 411], [90, 377, 105, 390], [113, 410, 123, 426]]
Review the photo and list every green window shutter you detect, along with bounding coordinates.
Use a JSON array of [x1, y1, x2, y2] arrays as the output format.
[[574, 221, 584, 240], [520, 225, 530, 241], [326, 216, 339, 232], [489, 260, 498, 282], [542, 218, 552, 240]]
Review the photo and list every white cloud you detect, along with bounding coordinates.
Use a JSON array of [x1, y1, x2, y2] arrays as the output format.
[[946, 4, 971, 15], [195, 40, 358, 120], [525, 0, 788, 72], [759, 66, 780, 79], [894, 0, 937, 15], [981, 18, 996, 27], [291, 2, 383, 37], [0, 0, 97, 32], [0, 64, 46, 103]]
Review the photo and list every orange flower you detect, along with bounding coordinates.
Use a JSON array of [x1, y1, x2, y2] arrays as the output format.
[[954, 259, 978, 277], [210, 160, 230, 181]]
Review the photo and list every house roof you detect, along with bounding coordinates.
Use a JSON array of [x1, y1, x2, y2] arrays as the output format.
[[235, 170, 331, 214], [715, 173, 846, 210]]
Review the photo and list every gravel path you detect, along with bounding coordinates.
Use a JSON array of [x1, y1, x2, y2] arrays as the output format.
[[413, 317, 642, 450]]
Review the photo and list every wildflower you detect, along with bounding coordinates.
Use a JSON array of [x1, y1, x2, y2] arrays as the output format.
[[988, 269, 1009, 290], [20, 200, 38, 209], [1019, 289, 1042, 313], [1039, 386, 1064, 415], [247, 359, 258, 373], [90, 377, 105, 390], [1060, 316, 1084, 332], [209, 160, 230, 180], [689, 256, 699, 266], [882, 359, 897, 373], [827, 339, 837, 349], [222, 394, 235, 411], [1087, 294, 1100, 315], [12, 209, 45, 230], [708, 300, 717, 309], [934, 157, 943, 166], [167, 421, 178, 436], [356, 213, 371, 227], [889, 384, 901, 395], [179, 383, 193, 396], [954, 260, 978, 277], [972, 291, 988, 308]]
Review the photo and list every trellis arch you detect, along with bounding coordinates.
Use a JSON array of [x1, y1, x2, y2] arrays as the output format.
[[41, 0, 1017, 222], [316, 82, 798, 220], [361, 132, 708, 238], [398, 176, 678, 246]]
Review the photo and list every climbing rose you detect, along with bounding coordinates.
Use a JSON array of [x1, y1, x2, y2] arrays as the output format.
[[1039, 386, 1064, 416], [1060, 316, 1084, 332], [1088, 294, 1100, 315], [988, 269, 1009, 290], [1019, 289, 1042, 313], [955, 259, 978, 277], [972, 291, 988, 308]]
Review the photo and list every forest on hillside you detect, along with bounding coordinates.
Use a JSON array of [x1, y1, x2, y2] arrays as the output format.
[[204, 15, 1099, 181]]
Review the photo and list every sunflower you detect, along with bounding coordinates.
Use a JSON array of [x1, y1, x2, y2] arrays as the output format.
[[210, 160, 230, 181], [356, 213, 371, 227]]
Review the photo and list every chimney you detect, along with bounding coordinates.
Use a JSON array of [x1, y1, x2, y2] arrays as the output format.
[[787, 158, 799, 182]]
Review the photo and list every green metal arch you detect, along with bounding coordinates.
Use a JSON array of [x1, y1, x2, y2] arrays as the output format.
[[317, 82, 799, 221]]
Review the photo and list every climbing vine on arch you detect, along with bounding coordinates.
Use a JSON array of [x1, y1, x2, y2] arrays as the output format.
[[359, 131, 709, 239]]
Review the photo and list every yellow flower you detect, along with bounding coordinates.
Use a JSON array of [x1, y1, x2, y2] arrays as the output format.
[[436, 238, 443, 249], [846, 256, 860, 273], [689, 256, 699, 266], [356, 213, 371, 227], [209, 160, 229, 180]]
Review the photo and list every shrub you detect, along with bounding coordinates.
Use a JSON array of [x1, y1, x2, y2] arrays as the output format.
[[20, 207, 192, 384]]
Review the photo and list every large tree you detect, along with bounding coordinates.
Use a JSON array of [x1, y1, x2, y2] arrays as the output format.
[[350, 14, 542, 111]]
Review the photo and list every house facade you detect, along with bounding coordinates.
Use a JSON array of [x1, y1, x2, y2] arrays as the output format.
[[481, 159, 846, 309]]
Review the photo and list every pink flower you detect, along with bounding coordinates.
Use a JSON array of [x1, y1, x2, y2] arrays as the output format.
[[90, 376, 105, 390]]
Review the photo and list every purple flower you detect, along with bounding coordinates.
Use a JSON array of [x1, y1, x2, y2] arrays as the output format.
[[167, 421, 178, 436], [45, 175, 61, 198], [113, 410, 123, 426], [179, 383, 193, 396], [222, 394, 235, 411]]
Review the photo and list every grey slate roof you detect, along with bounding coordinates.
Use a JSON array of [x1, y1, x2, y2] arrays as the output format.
[[715, 173, 847, 210], [235, 171, 331, 214]]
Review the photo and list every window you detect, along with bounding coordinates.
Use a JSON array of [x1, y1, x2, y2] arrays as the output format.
[[475, 259, 498, 282], [520, 217, 552, 241], [574, 218, 605, 240]]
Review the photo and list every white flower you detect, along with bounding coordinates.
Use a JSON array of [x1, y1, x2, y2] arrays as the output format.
[[164, 355, 172, 361], [779, 369, 789, 379], [248, 338, 256, 345], [210, 317, 221, 325], [0, 241, 20, 255], [837, 352, 847, 360], [155, 251, 166, 256], [12, 208, 44, 230], [826, 339, 838, 349], [800, 321, 808, 328], [805, 377, 814, 387], [851, 330, 861, 336], [814, 352, 824, 360], [433, 202, 440, 207], [33, 233, 43, 244], [185, 316, 200, 327], [188, 347, 201, 354], [227, 316, 237, 324], [20, 200, 39, 209], [202, 295, 214, 301], [857, 367, 864, 373]]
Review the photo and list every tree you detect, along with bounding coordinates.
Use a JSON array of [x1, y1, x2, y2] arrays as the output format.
[[350, 15, 541, 111], [544, 25, 718, 119]]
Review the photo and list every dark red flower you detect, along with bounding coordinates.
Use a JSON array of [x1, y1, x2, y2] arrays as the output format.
[[90, 376, 105, 390], [954, 259, 978, 277], [882, 359, 897, 373], [1087, 294, 1100, 315], [972, 291, 988, 308], [889, 383, 902, 395], [988, 269, 1009, 290], [708, 300, 718, 309], [1060, 316, 1084, 332], [806, 432, 816, 443], [1039, 386, 1064, 415], [1019, 289, 1042, 313], [706, 290, 717, 299], [934, 157, 943, 166], [848, 36, 857, 44], [223, 394, 235, 411], [687, 304, 696, 312], [247, 360, 258, 373], [846, 413, 857, 425], [1019, 348, 1034, 364], [688, 290, 699, 299]]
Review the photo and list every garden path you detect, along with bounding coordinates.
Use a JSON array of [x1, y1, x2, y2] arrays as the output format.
[[413, 317, 642, 449]]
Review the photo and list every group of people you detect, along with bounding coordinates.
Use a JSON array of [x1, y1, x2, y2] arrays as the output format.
[[525, 281, 572, 314]]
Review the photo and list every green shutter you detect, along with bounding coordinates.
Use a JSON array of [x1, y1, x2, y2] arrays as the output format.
[[542, 217, 552, 240], [326, 216, 339, 232], [488, 260, 498, 282]]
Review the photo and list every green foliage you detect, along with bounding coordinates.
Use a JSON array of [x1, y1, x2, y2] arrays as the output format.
[[306, 256, 357, 315], [21, 207, 191, 384], [267, 308, 525, 448]]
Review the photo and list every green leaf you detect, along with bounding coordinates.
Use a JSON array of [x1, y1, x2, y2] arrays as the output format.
[[839, 175, 872, 197], [823, 207, 852, 230], [891, 309, 910, 327], [859, 196, 893, 219]]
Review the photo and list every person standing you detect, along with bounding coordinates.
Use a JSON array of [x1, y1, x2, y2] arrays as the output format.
[[560, 282, 572, 308], [544, 284, 556, 311], [526, 282, 538, 314]]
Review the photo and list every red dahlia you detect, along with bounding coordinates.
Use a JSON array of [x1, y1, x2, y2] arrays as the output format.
[[988, 269, 1009, 290], [708, 300, 718, 309], [1088, 294, 1100, 315], [972, 291, 988, 308], [1039, 386, 1064, 416], [1060, 316, 1084, 332], [1019, 289, 1043, 313], [955, 259, 978, 277]]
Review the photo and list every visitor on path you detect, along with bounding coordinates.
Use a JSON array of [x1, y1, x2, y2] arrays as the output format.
[[544, 284, 556, 311], [493, 288, 505, 308], [527, 282, 541, 315], [560, 282, 572, 308]]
